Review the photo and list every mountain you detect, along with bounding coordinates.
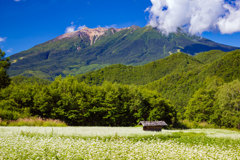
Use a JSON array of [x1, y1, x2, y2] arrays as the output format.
[[9, 26, 238, 80]]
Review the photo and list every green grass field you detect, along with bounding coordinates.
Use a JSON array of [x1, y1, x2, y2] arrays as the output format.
[[0, 127, 239, 159]]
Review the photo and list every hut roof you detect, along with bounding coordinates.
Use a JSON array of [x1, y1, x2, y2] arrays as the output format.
[[138, 121, 168, 126]]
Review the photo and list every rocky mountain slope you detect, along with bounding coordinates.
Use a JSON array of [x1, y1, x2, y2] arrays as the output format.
[[9, 26, 238, 80]]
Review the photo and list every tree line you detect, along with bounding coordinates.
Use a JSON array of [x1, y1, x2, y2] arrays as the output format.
[[0, 76, 177, 126]]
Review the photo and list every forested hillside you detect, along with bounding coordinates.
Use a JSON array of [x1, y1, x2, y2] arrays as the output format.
[[1, 50, 239, 128], [77, 49, 240, 127], [77, 52, 202, 85]]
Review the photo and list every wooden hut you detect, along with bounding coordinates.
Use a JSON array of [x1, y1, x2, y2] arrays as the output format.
[[138, 121, 168, 131]]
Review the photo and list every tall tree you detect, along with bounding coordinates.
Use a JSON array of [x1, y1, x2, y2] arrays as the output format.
[[0, 49, 11, 89], [185, 88, 215, 122]]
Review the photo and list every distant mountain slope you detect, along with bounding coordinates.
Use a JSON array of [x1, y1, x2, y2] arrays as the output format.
[[9, 26, 238, 80], [194, 50, 227, 64]]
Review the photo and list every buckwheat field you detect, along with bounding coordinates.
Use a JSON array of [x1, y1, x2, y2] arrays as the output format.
[[0, 127, 239, 159]]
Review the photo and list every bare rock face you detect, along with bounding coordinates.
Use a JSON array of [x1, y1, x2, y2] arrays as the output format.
[[81, 27, 108, 45], [55, 27, 130, 45]]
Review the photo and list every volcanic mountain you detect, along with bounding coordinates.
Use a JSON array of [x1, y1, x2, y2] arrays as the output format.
[[9, 26, 238, 80]]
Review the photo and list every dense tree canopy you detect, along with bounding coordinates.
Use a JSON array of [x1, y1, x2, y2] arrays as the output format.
[[0, 49, 11, 89], [0, 76, 177, 126], [212, 80, 240, 128]]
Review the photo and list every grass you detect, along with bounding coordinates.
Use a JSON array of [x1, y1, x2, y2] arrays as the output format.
[[0, 117, 67, 127], [0, 127, 239, 159]]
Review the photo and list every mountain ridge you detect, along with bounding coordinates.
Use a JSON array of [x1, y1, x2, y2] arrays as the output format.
[[9, 26, 239, 80]]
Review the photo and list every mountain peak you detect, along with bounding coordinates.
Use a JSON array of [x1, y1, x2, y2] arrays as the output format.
[[56, 25, 140, 42], [56, 27, 108, 44], [56, 26, 129, 45], [129, 25, 140, 29], [9, 26, 239, 80]]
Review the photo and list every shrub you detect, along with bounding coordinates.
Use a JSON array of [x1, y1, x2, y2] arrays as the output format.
[[180, 120, 216, 129], [0, 108, 22, 120], [7, 117, 67, 127], [0, 118, 7, 126]]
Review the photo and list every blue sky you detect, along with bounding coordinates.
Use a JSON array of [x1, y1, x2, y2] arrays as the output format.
[[0, 0, 240, 57]]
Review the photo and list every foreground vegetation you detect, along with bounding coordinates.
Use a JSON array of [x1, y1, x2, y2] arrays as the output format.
[[0, 76, 177, 126], [0, 127, 239, 159]]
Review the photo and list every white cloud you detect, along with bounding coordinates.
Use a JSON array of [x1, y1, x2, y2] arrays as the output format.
[[147, 0, 240, 34], [77, 25, 87, 30], [217, 2, 240, 34], [6, 48, 13, 53], [65, 23, 88, 33], [65, 26, 76, 33], [0, 37, 6, 42]]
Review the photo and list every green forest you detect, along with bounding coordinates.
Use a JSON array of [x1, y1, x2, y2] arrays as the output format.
[[1, 49, 240, 128]]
